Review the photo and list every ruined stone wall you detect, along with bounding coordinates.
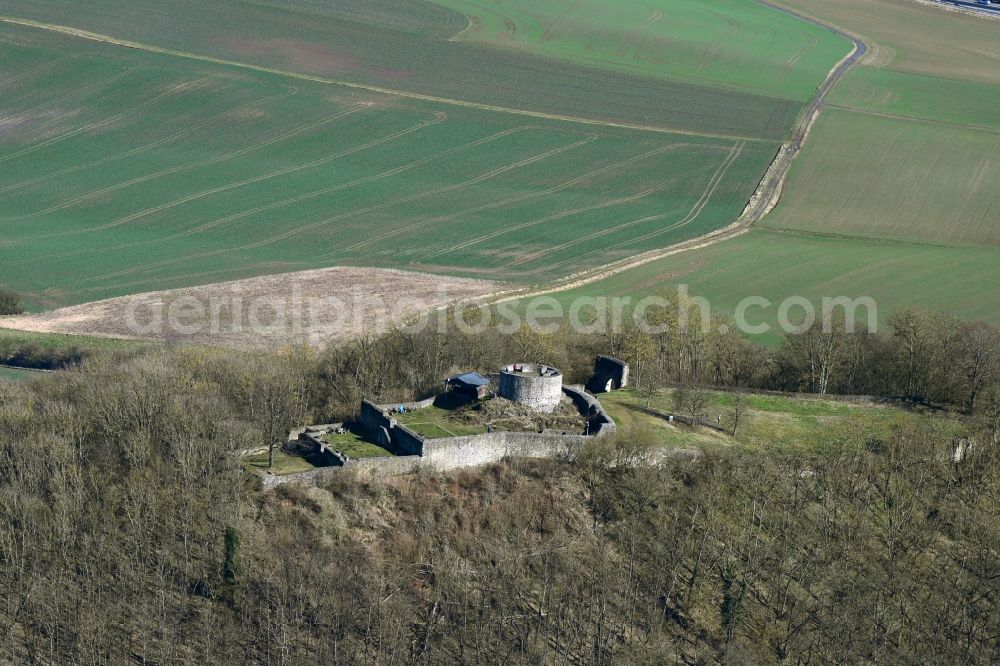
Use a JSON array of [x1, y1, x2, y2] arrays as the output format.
[[360, 399, 390, 434], [378, 396, 437, 412], [588, 355, 629, 393], [499, 364, 563, 413], [562, 385, 617, 437], [420, 432, 584, 471], [359, 399, 426, 456]]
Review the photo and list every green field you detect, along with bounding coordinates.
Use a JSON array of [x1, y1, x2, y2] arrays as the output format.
[[759, 0, 1000, 249], [547, 229, 1000, 343], [762, 108, 1000, 246], [601, 387, 960, 452], [829, 68, 1000, 128], [431, 0, 850, 102], [773, 0, 1000, 86], [576, 0, 997, 330], [0, 0, 837, 139], [0, 21, 779, 309]]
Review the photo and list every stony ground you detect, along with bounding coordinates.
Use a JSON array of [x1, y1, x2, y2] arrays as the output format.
[[0, 267, 499, 349], [451, 396, 585, 433]]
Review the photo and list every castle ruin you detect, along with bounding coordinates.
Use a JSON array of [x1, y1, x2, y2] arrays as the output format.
[[499, 363, 563, 413]]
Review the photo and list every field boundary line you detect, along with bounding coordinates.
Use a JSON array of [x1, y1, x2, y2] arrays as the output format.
[[478, 3, 869, 304], [827, 104, 1000, 136], [756, 225, 986, 250], [0, 15, 770, 143]]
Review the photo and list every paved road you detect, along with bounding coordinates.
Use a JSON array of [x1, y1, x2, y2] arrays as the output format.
[[935, 0, 1000, 15]]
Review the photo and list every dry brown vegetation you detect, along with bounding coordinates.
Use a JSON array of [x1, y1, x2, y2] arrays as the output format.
[[1, 304, 1000, 662], [1, 348, 998, 663], [0, 267, 499, 349]]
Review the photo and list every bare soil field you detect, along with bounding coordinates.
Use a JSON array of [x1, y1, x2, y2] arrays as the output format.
[[0, 268, 498, 350]]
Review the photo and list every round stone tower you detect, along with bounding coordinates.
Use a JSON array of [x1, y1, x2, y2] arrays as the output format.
[[499, 363, 563, 413]]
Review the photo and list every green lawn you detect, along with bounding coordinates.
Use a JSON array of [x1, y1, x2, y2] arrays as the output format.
[[395, 405, 487, 439], [323, 431, 395, 459], [0, 20, 777, 310], [431, 0, 850, 102]]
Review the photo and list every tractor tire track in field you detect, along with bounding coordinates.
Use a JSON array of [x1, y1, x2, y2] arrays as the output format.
[[483, 3, 868, 305], [336, 143, 693, 255], [0, 76, 213, 168], [0, 15, 766, 142], [75, 133, 594, 286], [507, 142, 744, 272], [0, 86, 300, 196], [30, 107, 442, 240], [0, 6, 866, 310], [144, 125, 536, 241], [11, 104, 364, 220], [418, 145, 739, 263], [0, 67, 134, 131], [616, 9, 664, 58], [197, 134, 596, 250], [494, 164, 718, 271], [0, 67, 139, 142], [5, 120, 516, 270], [0, 54, 71, 89], [542, 1, 582, 42]]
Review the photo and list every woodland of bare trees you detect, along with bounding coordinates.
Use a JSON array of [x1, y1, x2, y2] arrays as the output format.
[[1, 304, 999, 663]]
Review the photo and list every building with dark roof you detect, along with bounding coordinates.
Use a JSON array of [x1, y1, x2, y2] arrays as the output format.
[[447, 372, 491, 399]]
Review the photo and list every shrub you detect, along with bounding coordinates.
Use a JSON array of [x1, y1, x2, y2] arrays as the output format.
[[0, 288, 24, 315]]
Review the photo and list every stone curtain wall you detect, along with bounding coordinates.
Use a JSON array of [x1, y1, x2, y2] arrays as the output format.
[[562, 385, 616, 437], [260, 455, 422, 489], [261, 434, 583, 487], [421, 432, 584, 471]]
